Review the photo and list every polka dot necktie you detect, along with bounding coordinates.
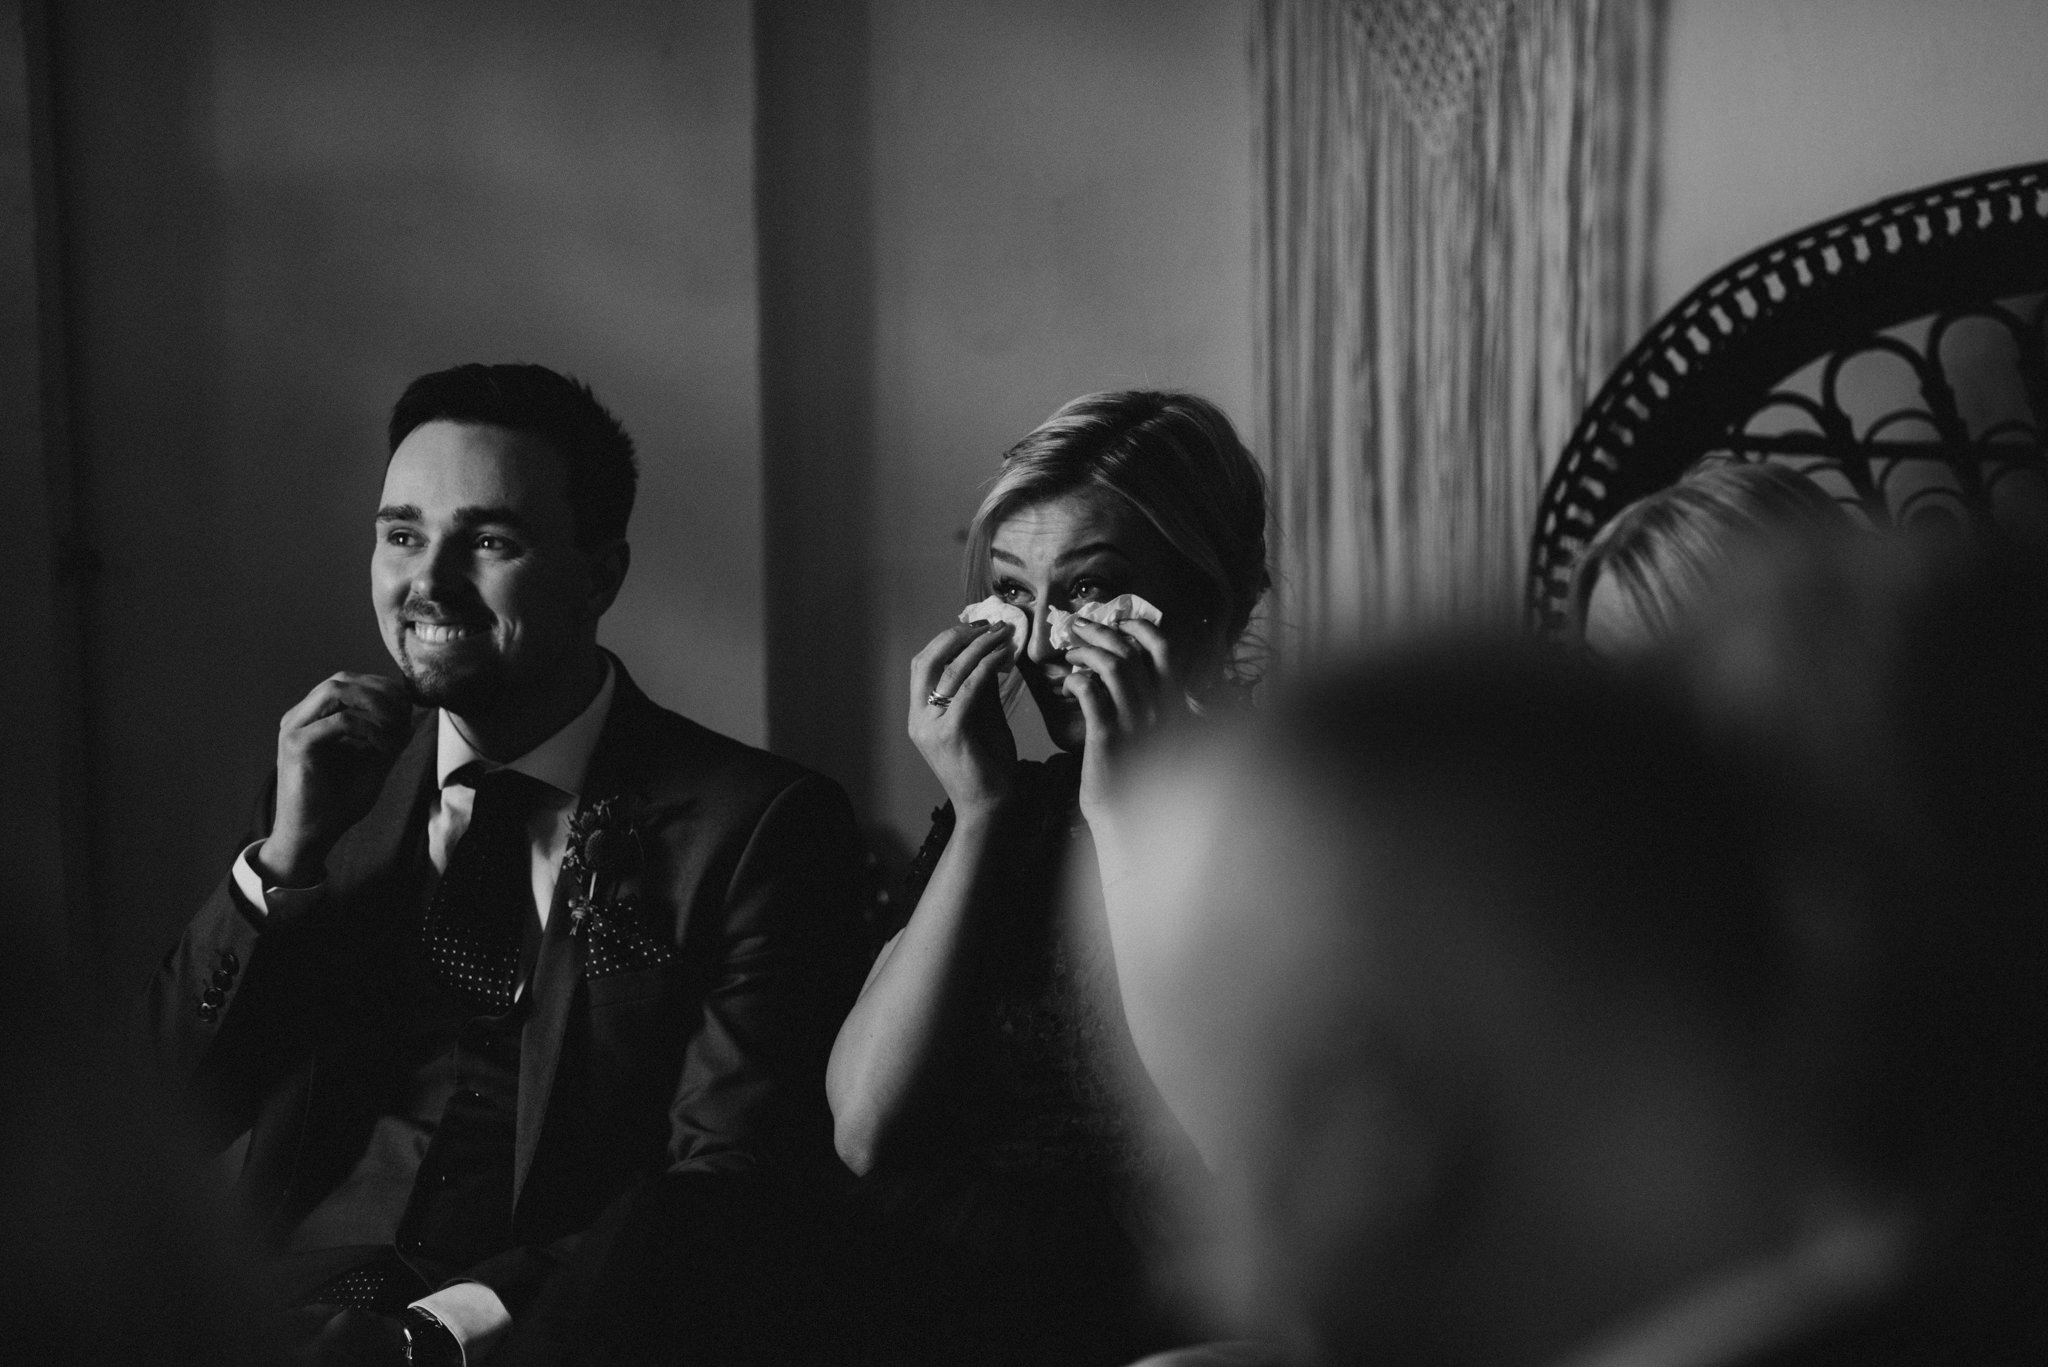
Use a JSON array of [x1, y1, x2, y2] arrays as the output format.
[[422, 765, 547, 1012]]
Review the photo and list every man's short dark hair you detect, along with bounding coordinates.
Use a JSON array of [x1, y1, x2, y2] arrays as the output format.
[[389, 363, 638, 547]]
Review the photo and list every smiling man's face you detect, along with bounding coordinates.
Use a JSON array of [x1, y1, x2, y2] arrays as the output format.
[[372, 419, 598, 722]]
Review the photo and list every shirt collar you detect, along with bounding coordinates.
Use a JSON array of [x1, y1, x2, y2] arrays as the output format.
[[435, 657, 617, 799]]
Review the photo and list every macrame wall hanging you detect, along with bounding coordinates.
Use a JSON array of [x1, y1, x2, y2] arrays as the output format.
[[1254, 0, 1663, 657]]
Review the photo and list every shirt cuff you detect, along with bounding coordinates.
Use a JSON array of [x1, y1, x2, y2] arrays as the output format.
[[412, 1281, 510, 1363], [231, 842, 325, 921]]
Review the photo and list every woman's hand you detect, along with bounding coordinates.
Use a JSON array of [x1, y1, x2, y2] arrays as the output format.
[[841, 621, 1027, 1174], [908, 620, 1019, 818], [1061, 616, 1188, 822]]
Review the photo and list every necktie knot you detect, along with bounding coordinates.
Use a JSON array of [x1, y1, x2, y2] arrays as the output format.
[[457, 763, 549, 822]]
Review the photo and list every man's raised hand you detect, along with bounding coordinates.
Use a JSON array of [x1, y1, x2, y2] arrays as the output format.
[[255, 673, 416, 888]]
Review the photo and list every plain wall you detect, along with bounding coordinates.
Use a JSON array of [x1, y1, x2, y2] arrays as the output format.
[[1657, 0, 2048, 310], [58, 0, 763, 995], [847, 0, 1255, 850]]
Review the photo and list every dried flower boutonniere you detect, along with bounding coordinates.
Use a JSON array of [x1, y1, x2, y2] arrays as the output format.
[[562, 795, 645, 938]]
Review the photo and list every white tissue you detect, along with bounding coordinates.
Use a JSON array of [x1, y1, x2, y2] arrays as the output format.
[[1047, 594, 1164, 650], [958, 596, 1030, 649]]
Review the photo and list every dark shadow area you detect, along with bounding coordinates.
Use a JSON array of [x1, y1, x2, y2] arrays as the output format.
[[48, 0, 227, 1005], [0, 0, 95, 983], [756, 0, 880, 832]]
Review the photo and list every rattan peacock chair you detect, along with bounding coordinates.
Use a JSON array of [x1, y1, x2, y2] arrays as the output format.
[[1527, 161, 2048, 634]]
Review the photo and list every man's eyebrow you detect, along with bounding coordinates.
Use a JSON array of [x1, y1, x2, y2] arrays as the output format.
[[449, 505, 534, 533], [375, 503, 535, 534]]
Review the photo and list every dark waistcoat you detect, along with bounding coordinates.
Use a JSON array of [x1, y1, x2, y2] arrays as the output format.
[[286, 836, 536, 1287]]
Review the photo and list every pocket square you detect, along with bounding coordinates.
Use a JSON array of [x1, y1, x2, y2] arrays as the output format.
[[579, 907, 683, 979]]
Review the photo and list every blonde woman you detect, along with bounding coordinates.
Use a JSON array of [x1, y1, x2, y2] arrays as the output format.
[[828, 390, 1269, 1366]]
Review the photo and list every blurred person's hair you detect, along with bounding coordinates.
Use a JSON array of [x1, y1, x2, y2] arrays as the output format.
[[1262, 639, 1798, 1028], [1138, 606, 2047, 1364], [1148, 639, 1859, 1367], [963, 390, 1271, 695], [1569, 459, 1850, 643], [388, 362, 639, 548]]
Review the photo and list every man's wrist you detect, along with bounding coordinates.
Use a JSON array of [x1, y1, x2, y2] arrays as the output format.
[[252, 833, 325, 889], [401, 1305, 464, 1367]]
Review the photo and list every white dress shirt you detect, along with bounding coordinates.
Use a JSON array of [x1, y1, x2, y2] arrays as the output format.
[[228, 662, 617, 1362]]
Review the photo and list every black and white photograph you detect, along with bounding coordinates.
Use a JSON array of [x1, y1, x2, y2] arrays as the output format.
[[4, 2, 2045, 1363]]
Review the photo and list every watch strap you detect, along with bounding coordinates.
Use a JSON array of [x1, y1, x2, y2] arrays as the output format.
[[401, 1305, 464, 1367]]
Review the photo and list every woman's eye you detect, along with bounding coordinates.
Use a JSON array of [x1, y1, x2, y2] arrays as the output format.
[[1069, 578, 1112, 603], [993, 580, 1031, 604]]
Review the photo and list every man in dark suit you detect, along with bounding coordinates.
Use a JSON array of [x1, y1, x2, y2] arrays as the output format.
[[145, 364, 865, 1363]]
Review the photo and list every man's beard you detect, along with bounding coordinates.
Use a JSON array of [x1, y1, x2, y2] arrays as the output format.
[[397, 646, 515, 718]]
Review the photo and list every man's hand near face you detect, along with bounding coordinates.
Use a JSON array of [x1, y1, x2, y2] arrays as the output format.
[[255, 673, 416, 888]]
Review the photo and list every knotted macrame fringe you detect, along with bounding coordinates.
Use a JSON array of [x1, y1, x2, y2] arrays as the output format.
[[1254, 0, 1660, 659]]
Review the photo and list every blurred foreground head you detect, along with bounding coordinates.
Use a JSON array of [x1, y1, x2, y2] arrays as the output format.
[[1118, 630, 2038, 1367], [1669, 534, 2048, 1328]]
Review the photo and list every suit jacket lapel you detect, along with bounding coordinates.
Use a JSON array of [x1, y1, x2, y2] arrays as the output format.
[[327, 717, 437, 900], [513, 661, 670, 1209]]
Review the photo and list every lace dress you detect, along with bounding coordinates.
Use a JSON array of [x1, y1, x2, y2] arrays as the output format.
[[860, 754, 1182, 1366]]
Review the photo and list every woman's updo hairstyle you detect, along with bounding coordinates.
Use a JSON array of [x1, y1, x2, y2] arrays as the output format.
[[964, 390, 1272, 695]]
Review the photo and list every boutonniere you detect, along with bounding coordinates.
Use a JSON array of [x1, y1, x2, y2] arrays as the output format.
[[562, 795, 645, 937]]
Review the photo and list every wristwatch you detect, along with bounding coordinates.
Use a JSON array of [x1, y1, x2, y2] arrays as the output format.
[[400, 1305, 464, 1367]]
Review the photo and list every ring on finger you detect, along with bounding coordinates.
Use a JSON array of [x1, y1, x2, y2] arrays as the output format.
[[925, 689, 953, 709]]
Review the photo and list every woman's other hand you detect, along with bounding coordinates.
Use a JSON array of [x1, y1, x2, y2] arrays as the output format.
[[909, 620, 1019, 816], [1061, 615, 1186, 821]]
